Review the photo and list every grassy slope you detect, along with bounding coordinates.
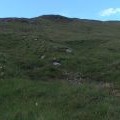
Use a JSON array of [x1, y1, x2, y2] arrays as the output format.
[[0, 16, 120, 119], [0, 79, 120, 120], [1, 18, 120, 82]]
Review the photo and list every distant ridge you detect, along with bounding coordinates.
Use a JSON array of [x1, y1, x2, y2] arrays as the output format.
[[39, 15, 73, 22], [0, 14, 120, 23], [0, 17, 29, 23]]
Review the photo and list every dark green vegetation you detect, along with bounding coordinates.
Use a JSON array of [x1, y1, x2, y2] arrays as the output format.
[[0, 79, 120, 120], [0, 15, 120, 119]]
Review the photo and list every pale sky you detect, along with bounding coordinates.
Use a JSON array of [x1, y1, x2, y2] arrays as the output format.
[[0, 0, 120, 20]]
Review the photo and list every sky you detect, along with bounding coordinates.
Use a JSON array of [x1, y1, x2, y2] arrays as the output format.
[[0, 0, 120, 21]]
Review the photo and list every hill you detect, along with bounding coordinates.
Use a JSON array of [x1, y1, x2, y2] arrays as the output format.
[[0, 15, 120, 83], [0, 15, 120, 120]]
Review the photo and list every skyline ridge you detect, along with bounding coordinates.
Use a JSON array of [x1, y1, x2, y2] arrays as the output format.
[[0, 14, 120, 22]]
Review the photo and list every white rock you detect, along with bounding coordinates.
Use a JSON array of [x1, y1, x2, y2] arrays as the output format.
[[41, 55, 45, 59], [0, 66, 3, 69], [35, 102, 38, 106], [66, 48, 72, 53], [53, 62, 61, 66], [34, 38, 38, 41]]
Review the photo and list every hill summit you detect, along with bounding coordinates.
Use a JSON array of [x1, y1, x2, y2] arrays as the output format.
[[39, 15, 73, 22]]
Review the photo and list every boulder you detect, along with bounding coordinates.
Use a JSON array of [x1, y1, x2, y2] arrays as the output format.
[[53, 62, 61, 66]]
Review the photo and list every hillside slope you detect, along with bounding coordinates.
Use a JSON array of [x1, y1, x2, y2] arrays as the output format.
[[0, 15, 120, 120], [0, 15, 120, 84]]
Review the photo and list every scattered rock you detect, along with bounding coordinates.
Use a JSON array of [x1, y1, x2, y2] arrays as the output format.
[[34, 38, 38, 41], [96, 82, 112, 89], [65, 72, 83, 84], [112, 90, 120, 97], [66, 48, 72, 53], [53, 62, 61, 66], [53, 46, 73, 53], [41, 55, 45, 59], [35, 102, 38, 106], [52, 58, 61, 66], [0, 66, 3, 69]]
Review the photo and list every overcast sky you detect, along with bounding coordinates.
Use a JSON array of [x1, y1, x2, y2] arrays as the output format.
[[0, 0, 120, 20]]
